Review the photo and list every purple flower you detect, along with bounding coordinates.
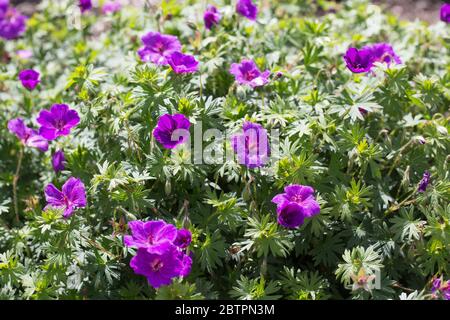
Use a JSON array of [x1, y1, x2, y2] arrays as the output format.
[[129, 247, 186, 289], [124, 220, 177, 254], [418, 170, 430, 193], [18, 69, 40, 91], [272, 184, 321, 218], [44, 177, 87, 218], [343, 47, 374, 73], [368, 43, 402, 65], [166, 51, 199, 74], [178, 251, 193, 277], [344, 43, 401, 73], [153, 113, 191, 149], [0, 0, 9, 18], [0, 6, 27, 40], [236, 0, 258, 21], [272, 184, 320, 228], [37, 104, 80, 141], [276, 202, 306, 229], [137, 32, 182, 65], [231, 121, 270, 169], [52, 150, 66, 172], [7, 118, 48, 152], [229, 59, 270, 88], [431, 277, 450, 300], [203, 5, 221, 30], [174, 229, 192, 249], [79, 0, 92, 13], [102, 1, 121, 15], [441, 4, 450, 23]]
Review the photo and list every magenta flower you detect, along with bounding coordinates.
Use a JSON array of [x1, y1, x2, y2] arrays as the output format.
[[52, 150, 66, 173], [272, 184, 320, 228], [431, 277, 450, 300], [102, 1, 121, 15], [0, 0, 7, 17], [276, 202, 306, 229], [130, 247, 187, 289], [7, 118, 48, 152], [418, 170, 430, 193], [344, 43, 401, 73], [18, 69, 40, 91], [343, 47, 374, 73], [236, 0, 258, 21], [174, 229, 192, 249], [369, 43, 402, 65], [79, 0, 92, 13], [203, 5, 221, 30], [166, 52, 199, 74], [231, 121, 270, 169], [0, 5, 27, 40], [441, 4, 450, 23], [178, 251, 193, 277], [124, 220, 177, 254], [37, 104, 80, 141], [153, 113, 191, 149], [137, 32, 182, 65], [229, 59, 270, 88], [44, 177, 87, 218]]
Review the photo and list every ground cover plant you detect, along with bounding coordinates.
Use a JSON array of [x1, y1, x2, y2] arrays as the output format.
[[0, 0, 449, 300]]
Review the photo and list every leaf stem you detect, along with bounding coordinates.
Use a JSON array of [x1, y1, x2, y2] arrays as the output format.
[[12, 146, 24, 224]]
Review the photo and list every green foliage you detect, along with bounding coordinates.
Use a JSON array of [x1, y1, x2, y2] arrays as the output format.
[[0, 0, 449, 300]]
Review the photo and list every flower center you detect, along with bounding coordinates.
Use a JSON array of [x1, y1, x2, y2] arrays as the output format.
[[290, 194, 304, 203], [148, 234, 154, 244], [55, 119, 65, 130], [244, 70, 257, 81], [150, 258, 164, 272]]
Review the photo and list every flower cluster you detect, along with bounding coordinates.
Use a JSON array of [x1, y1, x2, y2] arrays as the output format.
[[272, 185, 321, 228], [138, 32, 198, 74], [0, 0, 27, 40], [124, 220, 192, 288], [344, 43, 401, 73]]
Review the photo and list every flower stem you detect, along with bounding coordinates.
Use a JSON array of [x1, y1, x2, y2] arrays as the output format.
[[12, 146, 24, 224]]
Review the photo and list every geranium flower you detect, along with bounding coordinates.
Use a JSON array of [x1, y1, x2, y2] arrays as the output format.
[[272, 184, 320, 228], [343, 47, 374, 73], [418, 170, 430, 192], [52, 150, 66, 172], [231, 121, 270, 169], [18, 69, 40, 91], [153, 113, 191, 149], [203, 5, 221, 30], [137, 32, 181, 65], [174, 229, 192, 249], [79, 0, 92, 13], [37, 104, 80, 140], [124, 220, 177, 254], [129, 247, 187, 289], [236, 0, 258, 21], [7, 118, 48, 152], [44, 177, 87, 218], [229, 59, 270, 88], [166, 51, 199, 74], [271, 184, 320, 218], [102, 1, 121, 15], [441, 4, 450, 23], [0, 4, 27, 40], [344, 43, 401, 73]]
